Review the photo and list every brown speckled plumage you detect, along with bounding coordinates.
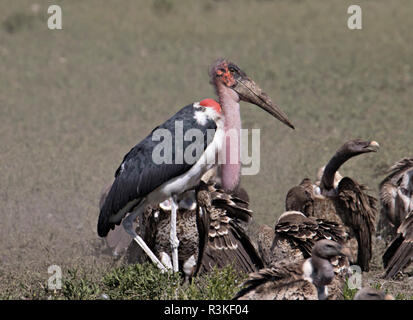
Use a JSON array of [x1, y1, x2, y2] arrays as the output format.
[[235, 240, 347, 300], [195, 181, 264, 276], [126, 202, 199, 277], [271, 211, 349, 299], [257, 224, 275, 267], [235, 261, 318, 300], [146, 205, 199, 264], [271, 212, 347, 262]]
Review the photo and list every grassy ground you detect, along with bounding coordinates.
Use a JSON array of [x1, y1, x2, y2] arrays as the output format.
[[1, 0, 412, 299], [0, 262, 246, 300]]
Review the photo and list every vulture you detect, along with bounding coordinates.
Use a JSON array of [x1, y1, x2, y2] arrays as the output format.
[[354, 287, 394, 300], [382, 209, 413, 279], [270, 211, 349, 299], [286, 139, 379, 271], [125, 179, 259, 280], [194, 181, 264, 276], [269, 211, 347, 264], [234, 240, 348, 300], [280, 181, 347, 258], [378, 157, 413, 239], [285, 179, 314, 216], [131, 191, 199, 280]]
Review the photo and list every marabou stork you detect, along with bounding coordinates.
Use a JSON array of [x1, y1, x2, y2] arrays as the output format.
[[97, 59, 294, 271]]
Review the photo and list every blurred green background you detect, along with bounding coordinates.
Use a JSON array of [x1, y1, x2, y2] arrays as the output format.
[[0, 0, 412, 289]]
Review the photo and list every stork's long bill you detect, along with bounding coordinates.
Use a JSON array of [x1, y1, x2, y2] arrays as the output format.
[[211, 59, 294, 130], [231, 76, 295, 130]]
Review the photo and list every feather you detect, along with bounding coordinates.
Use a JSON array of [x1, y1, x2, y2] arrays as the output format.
[[195, 182, 263, 276], [383, 210, 413, 278]]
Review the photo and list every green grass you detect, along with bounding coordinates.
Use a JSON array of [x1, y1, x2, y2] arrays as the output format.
[[342, 280, 413, 300], [0, 263, 246, 300], [0, 0, 412, 299], [342, 281, 358, 300]]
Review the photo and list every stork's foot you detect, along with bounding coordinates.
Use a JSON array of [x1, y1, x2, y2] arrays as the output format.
[[160, 252, 173, 270], [132, 235, 168, 272], [183, 255, 197, 283], [122, 210, 167, 271]]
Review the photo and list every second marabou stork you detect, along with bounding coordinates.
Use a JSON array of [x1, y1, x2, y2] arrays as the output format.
[[97, 59, 294, 271]]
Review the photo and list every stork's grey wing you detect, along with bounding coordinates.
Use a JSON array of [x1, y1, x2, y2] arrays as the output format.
[[98, 104, 217, 237]]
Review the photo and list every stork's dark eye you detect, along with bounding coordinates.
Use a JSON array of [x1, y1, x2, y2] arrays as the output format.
[[229, 67, 237, 73]]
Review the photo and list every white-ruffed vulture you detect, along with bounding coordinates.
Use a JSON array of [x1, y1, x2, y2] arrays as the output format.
[[285, 139, 379, 271], [234, 240, 348, 300]]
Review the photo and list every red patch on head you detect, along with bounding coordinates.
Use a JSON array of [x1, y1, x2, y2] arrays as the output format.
[[200, 99, 222, 113], [222, 69, 235, 87]]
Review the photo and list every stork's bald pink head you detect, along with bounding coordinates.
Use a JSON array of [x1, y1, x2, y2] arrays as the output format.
[[210, 59, 244, 88], [209, 59, 294, 130]]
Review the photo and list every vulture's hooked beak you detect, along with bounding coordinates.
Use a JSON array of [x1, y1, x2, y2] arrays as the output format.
[[366, 141, 380, 152]]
